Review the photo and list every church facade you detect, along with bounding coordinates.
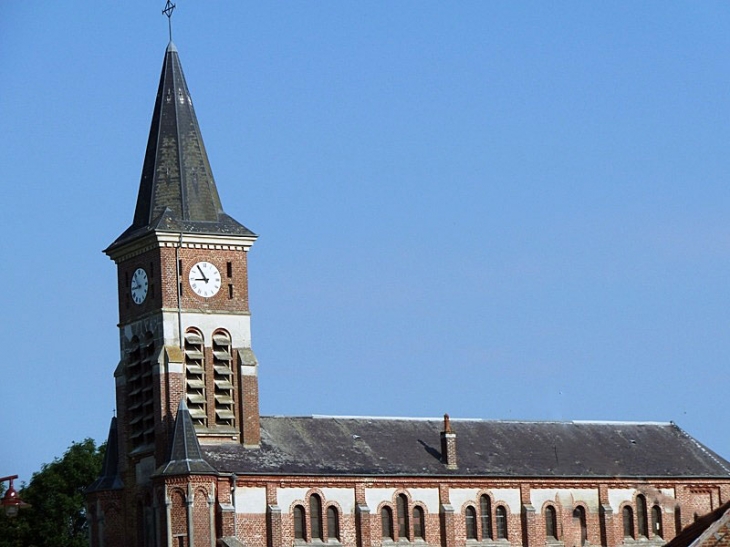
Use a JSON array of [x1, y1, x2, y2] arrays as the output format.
[[85, 41, 730, 547]]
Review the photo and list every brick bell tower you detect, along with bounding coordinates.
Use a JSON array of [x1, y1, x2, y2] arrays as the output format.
[[96, 39, 261, 537]]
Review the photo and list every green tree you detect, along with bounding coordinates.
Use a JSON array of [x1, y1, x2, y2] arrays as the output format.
[[0, 439, 105, 547]]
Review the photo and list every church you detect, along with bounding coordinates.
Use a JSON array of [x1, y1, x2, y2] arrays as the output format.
[[85, 36, 730, 547]]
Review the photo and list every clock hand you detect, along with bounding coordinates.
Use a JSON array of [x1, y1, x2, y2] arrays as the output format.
[[196, 265, 209, 282]]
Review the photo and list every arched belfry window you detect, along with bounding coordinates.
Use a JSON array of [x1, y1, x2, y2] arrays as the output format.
[[397, 494, 409, 540], [637, 495, 648, 537], [127, 333, 156, 448], [623, 506, 635, 538], [480, 495, 493, 540], [184, 329, 207, 427], [212, 330, 235, 427], [310, 494, 323, 541], [545, 506, 558, 539]]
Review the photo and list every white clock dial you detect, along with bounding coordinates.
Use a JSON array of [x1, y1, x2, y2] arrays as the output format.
[[130, 267, 148, 304], [188, 261, 221, 298]]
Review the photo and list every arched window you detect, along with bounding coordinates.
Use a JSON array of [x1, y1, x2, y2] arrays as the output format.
[[293, 505, 305, 540], [637, 495, 648, 537], [397, 494, 409, 540], [496, 506, 508, 539], [652, 505, 663, 539], [327, 506, 340, 540], [573, 506, 587, 546], [212, 330, 235, 427], [622, 506, 635, 538], [310, 494, 323, 541], [413, 506, 425, 540], [675, 506, 682, 536], [382, 506, 394, 540], [545, 506, 558, 539], [465, 506, 477, 539], [184, 329, 207, 427], [480, 495, 493, 539]]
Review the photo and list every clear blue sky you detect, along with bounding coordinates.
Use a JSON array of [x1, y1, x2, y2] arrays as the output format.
[[1, 2, 729, 485]]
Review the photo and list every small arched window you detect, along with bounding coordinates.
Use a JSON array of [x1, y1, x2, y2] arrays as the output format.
[[413, 506, 425, 539], [623, 506, 635, 538], [573, 506, 587, 546], [465, 506, 477, 539], [397, 494, 409, 540], [382, 506, 394, 540], [637, 495, 648, 537], [652, 505, 663, 539], [293, 505, 305, 540], [327, 506, 340, 540], [496, 506, 508, 539], [310, 494, 323, 541], [480, 495, 493, 540], [545, 506, 558, 539], [675, 506, 682, 536]]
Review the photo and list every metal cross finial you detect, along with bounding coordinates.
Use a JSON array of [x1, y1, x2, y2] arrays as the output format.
[[162, 1, 176, 41]]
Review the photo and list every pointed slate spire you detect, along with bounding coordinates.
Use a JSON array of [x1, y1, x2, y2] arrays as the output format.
[[86, 417, 123, 492], [108, 42, 255, 250], [158, 400, 218, 476]]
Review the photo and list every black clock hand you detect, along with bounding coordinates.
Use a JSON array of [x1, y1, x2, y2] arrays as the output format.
[[196, 265, 209, 282]]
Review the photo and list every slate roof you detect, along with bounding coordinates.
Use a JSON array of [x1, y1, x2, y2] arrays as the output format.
[[157, 401, 218, 476], [87, 417, 123, 492], [202, 416, 730, 479], [108, 42, 255, 251]]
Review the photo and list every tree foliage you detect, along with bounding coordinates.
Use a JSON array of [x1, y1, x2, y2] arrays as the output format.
[[0, 439, 105, 547]]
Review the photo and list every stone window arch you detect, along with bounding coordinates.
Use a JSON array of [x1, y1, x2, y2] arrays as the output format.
[[465, 505, 478, 540], [326, 505, 340, 541], [293, 505, 306, 540], [637, 494, 648, 537], [310, 493, 323, 541], [573, 506, 587, 546], [622, 506, 635, 538], [397, 493, 410, 540], [545, 505, 558, 540], [382, 506, 394, 540], [652, 505, 663, 539], [413, 506, 425, 540], [480, 494, 493, 540], [495, 505, 508, 539]]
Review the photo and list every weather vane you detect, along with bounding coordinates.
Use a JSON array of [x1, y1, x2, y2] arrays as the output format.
[[162, 1, 176, 42]]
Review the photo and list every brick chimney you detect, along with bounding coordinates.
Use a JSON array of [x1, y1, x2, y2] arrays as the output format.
[[440, 413, 457, 469]]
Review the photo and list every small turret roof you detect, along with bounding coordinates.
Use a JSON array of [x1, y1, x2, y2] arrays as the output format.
[[157, 400, 218, 476], [86, 417, 123, 492], [108, 42, 255, 251]]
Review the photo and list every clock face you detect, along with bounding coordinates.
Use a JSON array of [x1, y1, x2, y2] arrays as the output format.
[[188, 261, 221, 298], [130, 267, 148, 305]]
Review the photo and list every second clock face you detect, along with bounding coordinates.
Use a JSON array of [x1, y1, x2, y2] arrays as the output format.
[[131, 267, 148, 304], [188, 261, 221, 298]]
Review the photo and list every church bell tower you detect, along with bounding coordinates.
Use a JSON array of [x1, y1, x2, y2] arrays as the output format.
[[104, 41, 261, 487]]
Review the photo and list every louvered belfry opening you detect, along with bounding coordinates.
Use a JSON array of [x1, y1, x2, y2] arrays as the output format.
[[212, 330, 235, 428], [184, 329, 207, 427], [127, 332, 155, 448]]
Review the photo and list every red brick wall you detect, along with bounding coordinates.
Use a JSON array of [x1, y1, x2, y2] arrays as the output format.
[[116, 245, 251, 325]]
